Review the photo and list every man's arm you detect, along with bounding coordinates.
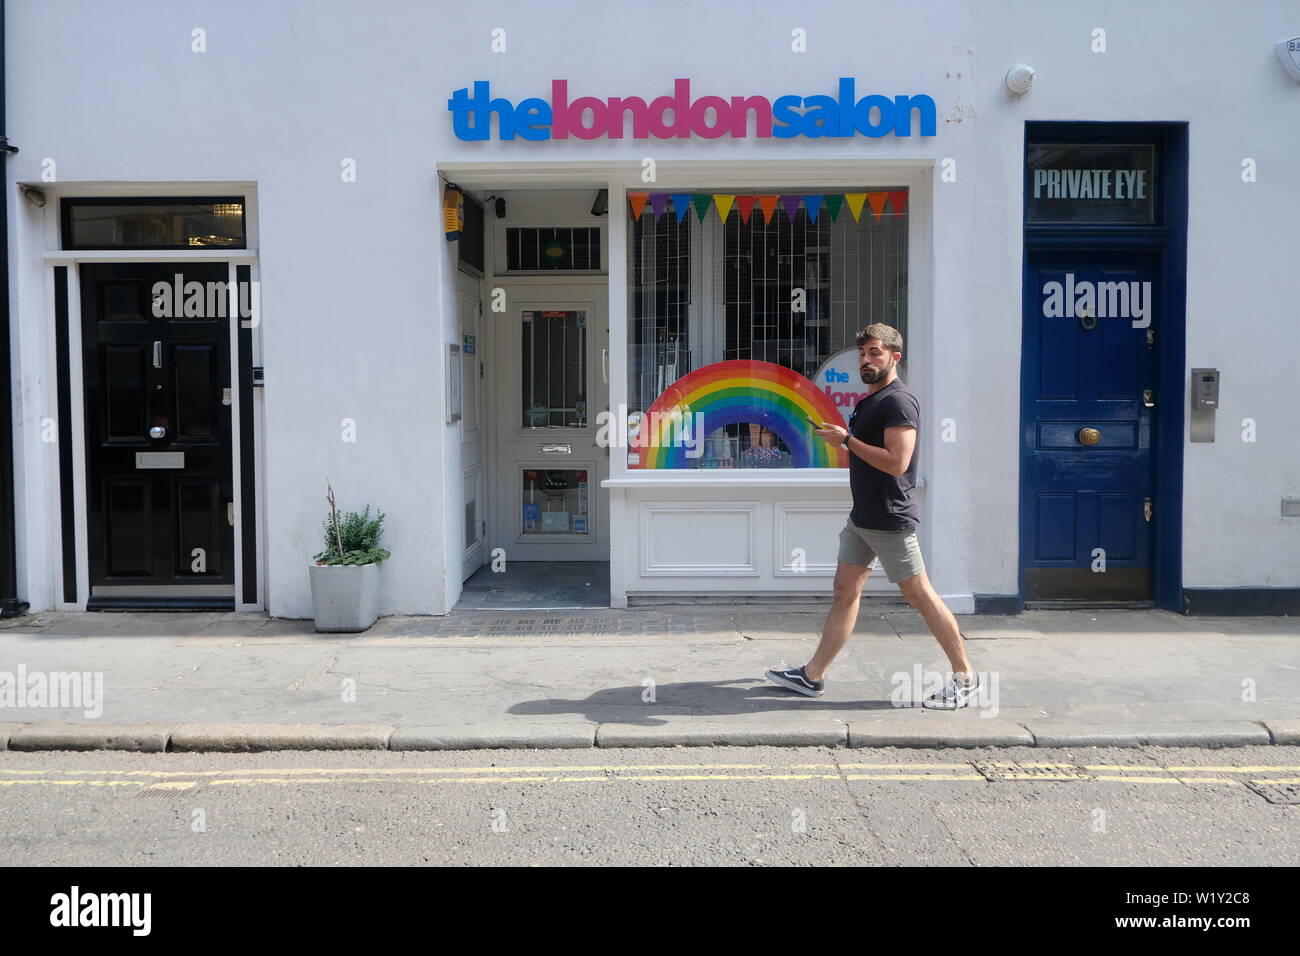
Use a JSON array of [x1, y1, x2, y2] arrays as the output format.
[[847, 424, 915, 477]]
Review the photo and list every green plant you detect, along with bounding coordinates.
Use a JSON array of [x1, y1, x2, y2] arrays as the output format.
[[313, 482, 391, 566]]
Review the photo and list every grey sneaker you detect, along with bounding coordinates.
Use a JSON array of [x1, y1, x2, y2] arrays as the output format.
[[764, 660, 825, 697], [922, 674, 980, 709]]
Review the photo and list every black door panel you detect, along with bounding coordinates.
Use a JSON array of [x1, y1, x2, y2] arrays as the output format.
[[81, 262, 234, 606]]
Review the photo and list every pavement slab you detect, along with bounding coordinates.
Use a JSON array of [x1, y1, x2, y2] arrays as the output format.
[[0, 607, 1296, 751]]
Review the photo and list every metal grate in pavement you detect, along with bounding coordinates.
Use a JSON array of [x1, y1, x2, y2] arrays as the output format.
[[136, 780, 200, 798], [973, 761, 1091, 782], [1245, 781, 1300, 805]]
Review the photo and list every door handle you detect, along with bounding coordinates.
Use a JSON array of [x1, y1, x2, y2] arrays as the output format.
[[152, 341, 163, 368], [1142, 388, 1154, 408], [601, 348, 609, 385], [149, 425, 167, 439]]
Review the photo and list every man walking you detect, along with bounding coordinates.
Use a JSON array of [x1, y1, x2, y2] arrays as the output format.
[[764, 323, 979, 709]]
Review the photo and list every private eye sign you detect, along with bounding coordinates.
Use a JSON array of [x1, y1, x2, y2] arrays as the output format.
[[1026, 144, 1157, 224], [448, 78, 937, 141]]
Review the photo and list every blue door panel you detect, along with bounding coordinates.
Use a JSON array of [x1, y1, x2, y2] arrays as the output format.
[[1038, 324, 1078, 398], [1098, 493, 1138, 559], [1035, 494, 1076, 560]]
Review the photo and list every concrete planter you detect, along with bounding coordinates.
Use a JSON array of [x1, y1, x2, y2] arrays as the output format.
[[308, 562, 381, 632]]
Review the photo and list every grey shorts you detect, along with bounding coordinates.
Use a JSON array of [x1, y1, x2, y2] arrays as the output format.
[[837, 519, 925, 583]]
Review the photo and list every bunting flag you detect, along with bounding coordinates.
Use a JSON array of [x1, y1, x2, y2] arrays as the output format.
[[627, 191, 649, 221], [630, 190, 907, 224], [866, 192, 888, 221]]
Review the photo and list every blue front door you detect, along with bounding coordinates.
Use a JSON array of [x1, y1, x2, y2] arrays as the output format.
[[1021, 251, 1159, 601]]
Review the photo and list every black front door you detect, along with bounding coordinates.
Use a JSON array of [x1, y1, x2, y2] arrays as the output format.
[[80, 263, 235, 607]]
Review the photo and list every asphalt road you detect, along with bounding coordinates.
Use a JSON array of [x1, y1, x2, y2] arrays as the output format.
[[2, 746, 1298, 866]]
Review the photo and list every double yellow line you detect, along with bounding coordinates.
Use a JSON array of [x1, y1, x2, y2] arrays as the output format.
[[1, 762, 1298, 789]]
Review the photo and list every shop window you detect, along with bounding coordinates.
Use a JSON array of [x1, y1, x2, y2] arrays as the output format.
[[626, 189, 908, 469], [62, 197, 246, 250]]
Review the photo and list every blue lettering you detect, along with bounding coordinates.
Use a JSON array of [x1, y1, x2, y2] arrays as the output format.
[[800, 95, 839, 139], [854, 95, 895, 138], [514, 98, 552, 141], [893, 94, 937, 137], [771, 94, 803, 139]]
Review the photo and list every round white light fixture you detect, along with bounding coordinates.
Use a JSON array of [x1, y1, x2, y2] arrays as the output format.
[[1005, 65, 1035, 95]]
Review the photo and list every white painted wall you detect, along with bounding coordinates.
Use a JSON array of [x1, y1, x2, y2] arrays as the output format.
[[6, 0, 1297, 616]]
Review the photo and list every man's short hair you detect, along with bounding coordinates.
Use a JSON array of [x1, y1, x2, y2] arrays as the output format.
[[855, 323, 903, 356]]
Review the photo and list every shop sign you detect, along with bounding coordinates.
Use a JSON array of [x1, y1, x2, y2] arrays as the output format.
[[449, 78, 936, 141], [1026, 143, 1156, 224]]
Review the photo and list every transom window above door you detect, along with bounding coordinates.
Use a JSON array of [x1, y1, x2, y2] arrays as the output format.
[[61, 197, 247, 250], [505, 227, 602, 272]]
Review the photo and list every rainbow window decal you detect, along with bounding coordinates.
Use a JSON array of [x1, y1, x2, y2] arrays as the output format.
[[630, 360, 849, 469]]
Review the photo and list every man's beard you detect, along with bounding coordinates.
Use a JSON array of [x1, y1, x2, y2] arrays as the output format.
[[860, 358, 895, 384]]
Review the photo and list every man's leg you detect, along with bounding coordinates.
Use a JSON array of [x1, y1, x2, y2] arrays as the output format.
[[803, 561, 871, 683], [896, 569, 972, 677]]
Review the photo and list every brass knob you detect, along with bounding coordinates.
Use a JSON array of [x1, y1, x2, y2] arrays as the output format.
[[1078, 427, 1101, 445]]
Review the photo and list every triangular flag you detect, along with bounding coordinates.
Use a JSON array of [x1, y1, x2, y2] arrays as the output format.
[[779, 195, 803, 222], [844, 193, 867, 222], [671, 193, 692, 222], [866, 192, 888, 221], [824, 194, 844, 221], [713, 194, 735, 223], [691, 194, 713, 222], [649, 193, 670, 219], [627, 192, 649, 221], [887, 190, 909, 217], [735, 195, 758, 224], [757, 195, 779, 224], [804, 195, 824, 224]]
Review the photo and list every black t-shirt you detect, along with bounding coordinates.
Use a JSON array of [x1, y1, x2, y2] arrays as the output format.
[[847, 378, 920, 531]]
